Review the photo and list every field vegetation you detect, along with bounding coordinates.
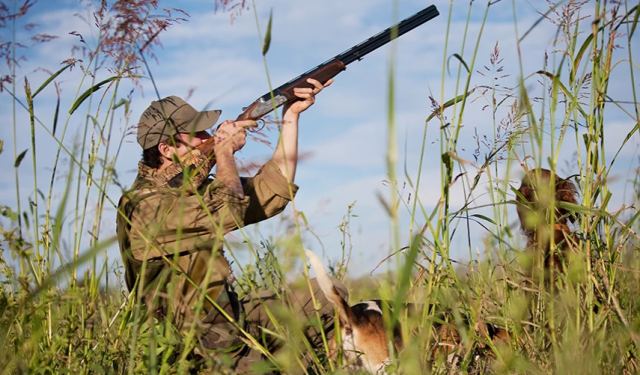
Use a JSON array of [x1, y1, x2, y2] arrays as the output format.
[[1, 0, 639, 373]]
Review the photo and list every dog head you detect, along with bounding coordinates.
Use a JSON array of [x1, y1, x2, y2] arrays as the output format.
[[516, 168, 578, 252]]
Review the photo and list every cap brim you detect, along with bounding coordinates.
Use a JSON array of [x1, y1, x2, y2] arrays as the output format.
[[179, 109, 222, 133]]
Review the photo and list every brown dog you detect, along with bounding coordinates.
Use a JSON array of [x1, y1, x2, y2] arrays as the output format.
[[516, 168, 578, 269]]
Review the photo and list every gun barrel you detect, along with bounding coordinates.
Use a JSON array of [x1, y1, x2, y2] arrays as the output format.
[[237, 5, 439, 121], [336, 5, 440, 65], [277, 5, 439, 92]]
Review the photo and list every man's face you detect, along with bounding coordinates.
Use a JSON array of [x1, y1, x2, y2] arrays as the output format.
[[176, 130, 210, 149], [160, 130, 211, 163]]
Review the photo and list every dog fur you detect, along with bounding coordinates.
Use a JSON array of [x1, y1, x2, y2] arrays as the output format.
[[307, 250, 396, 372], [516, 168, 578, 269], [306, 250, 508, 373]]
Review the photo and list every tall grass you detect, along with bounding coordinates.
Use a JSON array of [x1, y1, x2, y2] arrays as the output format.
[[1, 0, 639, 374]]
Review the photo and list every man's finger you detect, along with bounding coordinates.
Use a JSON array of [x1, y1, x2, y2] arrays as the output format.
[[293, 87, 314, 94], [306, 78, 323, 89], [234, 120, 258, 129], [294, 92, 313, 99], [306, 78, 330, 92]]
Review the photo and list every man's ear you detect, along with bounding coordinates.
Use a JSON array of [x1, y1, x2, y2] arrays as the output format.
[[157, 142, 173, 159]]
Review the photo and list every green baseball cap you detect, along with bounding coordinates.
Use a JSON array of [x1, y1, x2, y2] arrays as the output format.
[[136, 95, 221, 150]]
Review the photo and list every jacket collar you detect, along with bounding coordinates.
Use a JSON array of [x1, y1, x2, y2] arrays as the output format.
[[135, 148, 211, 191], [136, 161, 177, 188]]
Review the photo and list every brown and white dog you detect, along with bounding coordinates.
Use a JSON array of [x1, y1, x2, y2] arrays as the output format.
[[306, 250, 507, 373], [306, 250, 397, 373]]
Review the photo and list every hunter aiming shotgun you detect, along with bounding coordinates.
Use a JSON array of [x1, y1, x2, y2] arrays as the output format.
[[167, 4, 439, 188]]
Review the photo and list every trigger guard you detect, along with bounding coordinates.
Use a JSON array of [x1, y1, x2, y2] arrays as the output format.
[[248, 119, 266, 133]]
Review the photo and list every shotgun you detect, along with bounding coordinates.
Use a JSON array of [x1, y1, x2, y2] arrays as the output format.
[[168, 5, 439, 188]]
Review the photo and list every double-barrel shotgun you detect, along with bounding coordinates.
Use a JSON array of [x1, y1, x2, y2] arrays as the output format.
[[168, 5, 439, 188]]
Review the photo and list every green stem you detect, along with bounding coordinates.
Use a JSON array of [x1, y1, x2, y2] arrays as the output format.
[[25, 79, 42, 286]]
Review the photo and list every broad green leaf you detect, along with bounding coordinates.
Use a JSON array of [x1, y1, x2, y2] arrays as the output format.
[[572, 5, 638, 80], [392, 231, 423, 326]]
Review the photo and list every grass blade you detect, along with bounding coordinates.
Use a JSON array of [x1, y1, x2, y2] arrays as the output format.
[[447, 53, 470, 74], [571, 34, 593, 82], [262, 9, 273, 56], [426, 89, 475, 122], [14, 149, 28, 167], [52, 159, 74, 255], [470, 213, 496, 225], [32, 63, 73, 98], [52, 94, 60, 136], [24, 236, 117, 303], [68, 76, 117, 115], [630, 4, 639, 39], [537, 70, 589, 119], [518, 0, 563, 43]]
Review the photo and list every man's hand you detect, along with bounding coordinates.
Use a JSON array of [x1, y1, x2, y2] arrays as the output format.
[[272, 78, 332, 184], [283, 78, 333, 117], [213, 120, 256, 153], [212, 119, 255, 198]]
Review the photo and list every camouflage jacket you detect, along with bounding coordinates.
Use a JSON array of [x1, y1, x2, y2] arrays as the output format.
[[116, 159, 297, 324]]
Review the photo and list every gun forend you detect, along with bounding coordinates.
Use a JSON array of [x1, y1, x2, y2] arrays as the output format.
[[236, 60, 346, 121]]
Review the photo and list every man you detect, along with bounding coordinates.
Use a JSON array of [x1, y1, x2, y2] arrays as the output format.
[[116, 78, 342, 371]]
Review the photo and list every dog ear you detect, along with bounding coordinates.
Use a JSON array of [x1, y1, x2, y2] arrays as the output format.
[[305, 249, 354, 327]]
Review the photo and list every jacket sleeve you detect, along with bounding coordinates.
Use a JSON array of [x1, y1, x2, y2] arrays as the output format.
[[128, 180, 250, 260], [242, 160, 299, 226]]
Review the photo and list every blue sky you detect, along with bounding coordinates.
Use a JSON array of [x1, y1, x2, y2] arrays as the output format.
[[1, 0, 638, 280]]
